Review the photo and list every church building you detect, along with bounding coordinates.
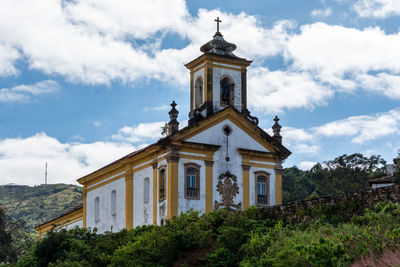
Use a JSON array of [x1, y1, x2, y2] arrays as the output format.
[[35, 18, 291, 236]]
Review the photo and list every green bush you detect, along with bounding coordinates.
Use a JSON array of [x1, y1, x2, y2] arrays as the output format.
[[17, 202, 400, 267]]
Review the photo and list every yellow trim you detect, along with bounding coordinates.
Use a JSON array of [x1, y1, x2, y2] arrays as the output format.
[[192, 63, 207, 74], [190, 72, 194, 110], [237, 149, 276, 163], [152, 164, 157, 225], [249, 162, 275, 169], [185, 53, 252, 70], [204, 63, 209, 103], [210, 63, 243, 72], [180, 154, 206, 161], [125, 165, 133, 229], [83, 186, 87, 228], [77, 146, 161, 186], [205, 58, 251, 68], [275, 173, 282, 205], [132, 162, 153, 173], [242, 167, 250, 210], [167, 160, 179, 218], [205, 161, 213, 212], [85, 167, 125, 188], [35, 207, 83, 238], [86, 174, 125, 193]]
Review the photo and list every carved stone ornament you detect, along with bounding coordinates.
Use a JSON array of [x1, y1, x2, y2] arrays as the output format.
[[214, 171, 242, 210]]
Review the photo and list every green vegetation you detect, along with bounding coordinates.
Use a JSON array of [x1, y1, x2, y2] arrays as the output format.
[[17, 201, 400, 267], [283, 153, 386, 203], [0, 184, 82, 232], [0, 205, 35, 265]]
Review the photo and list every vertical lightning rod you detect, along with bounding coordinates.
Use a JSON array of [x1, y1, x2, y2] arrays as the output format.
[[45, 162, 48, 186]]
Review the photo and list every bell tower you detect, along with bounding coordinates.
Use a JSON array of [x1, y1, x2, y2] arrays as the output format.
[[185, 17, 252, 125]]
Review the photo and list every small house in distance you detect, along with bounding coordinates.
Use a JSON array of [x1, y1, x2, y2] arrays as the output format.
[[369, 157, 399, 189], [35, 19, 291, 236]]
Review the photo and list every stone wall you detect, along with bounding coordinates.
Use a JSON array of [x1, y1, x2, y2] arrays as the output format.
[[259, 185, 400, 223]]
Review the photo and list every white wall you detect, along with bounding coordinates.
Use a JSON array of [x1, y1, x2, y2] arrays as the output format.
[[187, 119, 269, 153], [212, 66, 242, 112], [86, 177, 125, 233], [63, 219, 83, 231], [187, 119, 271, 210], [132, 165, 153, 227], [372, 183, 394, 189], [249, 167, 276, 206], [177, 158, 205, 215]]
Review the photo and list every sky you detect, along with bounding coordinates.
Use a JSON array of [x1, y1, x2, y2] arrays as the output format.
[[1, 0, 400, 185]]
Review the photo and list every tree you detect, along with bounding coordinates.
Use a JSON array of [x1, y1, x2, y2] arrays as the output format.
[[0, 205, 13, 263], [393, 151, 400, 185], [323, 153, 386, 195], [0, 205, 35, 264]]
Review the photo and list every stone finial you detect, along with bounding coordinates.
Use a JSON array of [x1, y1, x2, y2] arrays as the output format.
[[199, 18, 238, 58], [272, 116, 282, 144], [168, 101, 179, 135]]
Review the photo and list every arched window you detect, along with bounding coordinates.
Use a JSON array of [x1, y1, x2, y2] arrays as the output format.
[[254, 171, 269, 206], [159, 167, 166, 201], [184, 163, 201, 199], [111, 190, 117, 221], [220, 76, 234, 106], [94, 197, 100, 223], [144, 177, 150, 204], [195, 77, 203, 108]]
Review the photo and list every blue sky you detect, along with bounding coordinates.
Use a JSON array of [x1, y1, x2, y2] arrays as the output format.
[[1, 0, 400, 185]]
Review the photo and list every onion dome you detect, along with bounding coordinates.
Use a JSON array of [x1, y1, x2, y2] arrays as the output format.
[[200, 31, 239, 58]]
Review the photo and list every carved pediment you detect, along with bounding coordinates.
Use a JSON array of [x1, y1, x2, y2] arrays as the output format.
[[214, 171, 241, 210]]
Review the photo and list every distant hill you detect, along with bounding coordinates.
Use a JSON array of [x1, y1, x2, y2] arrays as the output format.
[[0, 184, 82, 232]]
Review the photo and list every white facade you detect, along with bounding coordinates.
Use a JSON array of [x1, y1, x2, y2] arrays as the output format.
[[86, 177, 125, 233], [83, 116, 281, 233], [187, 119, 276, 209], [132, 165, 153, 227], [78, 31, 289, 234], [177, 158, 206, 215]]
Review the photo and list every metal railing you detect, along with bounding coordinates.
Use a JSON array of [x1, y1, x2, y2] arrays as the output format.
[[257, 195, 268, 205], [187, 187, 199, 198]]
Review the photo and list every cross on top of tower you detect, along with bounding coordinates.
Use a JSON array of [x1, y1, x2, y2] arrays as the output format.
[[214, 17, 222, 32]]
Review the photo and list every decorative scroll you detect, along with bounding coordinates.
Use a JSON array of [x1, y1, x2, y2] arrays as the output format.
[[214, 171, 241, 210], [242, 108, 259, 125]]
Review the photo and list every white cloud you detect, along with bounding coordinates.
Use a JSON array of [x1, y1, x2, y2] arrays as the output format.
[[93, 121, 103, 127], [0, 0, 295, 87], [355, 72, 400, 99], [311, 7, 333, 17], [298, 161, 317, 170], [112, 121, 165, 143], [0, 133, 136, 185], [0, 1, 399, 113], [287, 23, 400, 77], [291, 144, 320, 155], [314, 109, 400, 143], [0, 43, 20, 76], [353, 0, 400, 18], [0, 80, 59, 103], [282, 126, 314, 142], [248, 67, 333, 113]]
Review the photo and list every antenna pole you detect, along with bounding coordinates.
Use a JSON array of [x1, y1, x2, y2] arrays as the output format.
[[45, 162, 48, 186]]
